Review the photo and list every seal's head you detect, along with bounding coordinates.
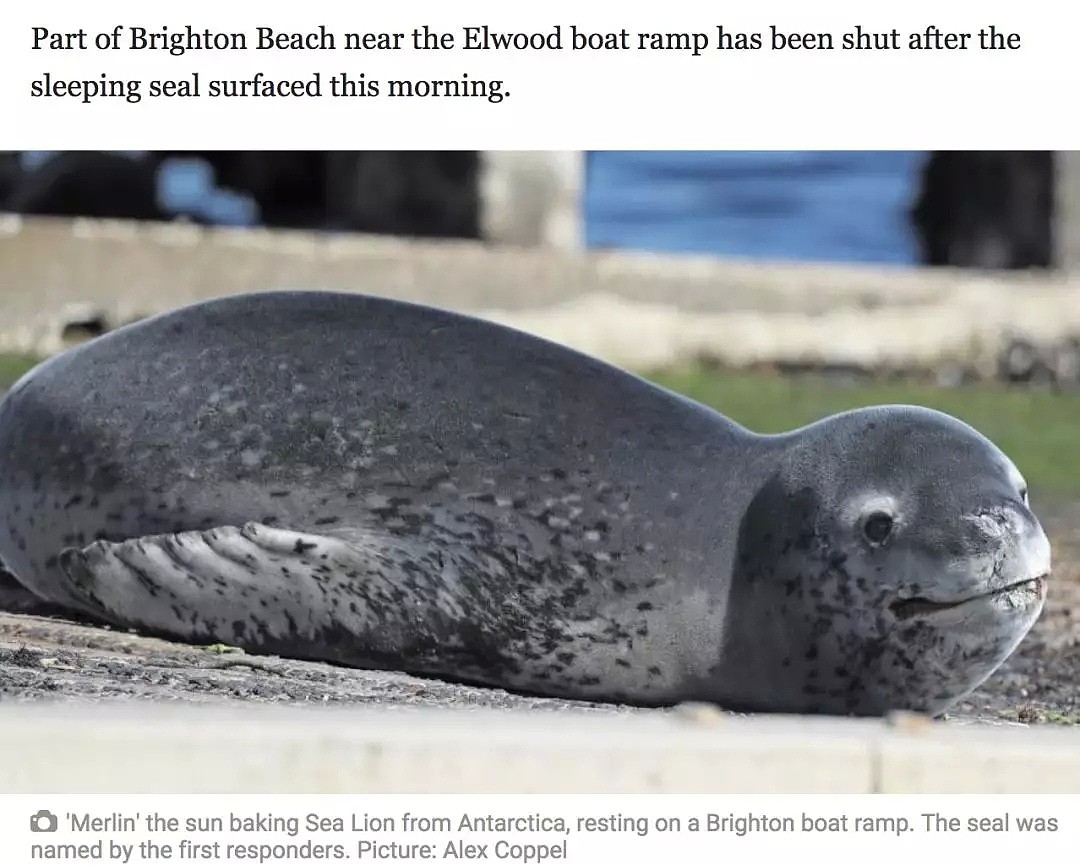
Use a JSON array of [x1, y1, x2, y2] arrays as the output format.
[[714, 405, 1050, 716]]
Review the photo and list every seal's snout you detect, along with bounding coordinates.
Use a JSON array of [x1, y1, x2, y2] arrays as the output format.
[[1007, 503, 1052, 585], [964, 495, 1050, 573], [885, 494, 1050, 624], [966, 504, 1023, 540]]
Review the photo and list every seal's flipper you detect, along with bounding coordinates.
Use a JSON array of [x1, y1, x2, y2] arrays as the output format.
[[56, 522, 412, 662]]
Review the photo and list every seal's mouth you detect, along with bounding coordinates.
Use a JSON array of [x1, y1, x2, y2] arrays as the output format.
[[889, 574, 1048, 621]]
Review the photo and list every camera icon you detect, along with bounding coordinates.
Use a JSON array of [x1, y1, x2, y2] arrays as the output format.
[[29, 810, 58, 833]]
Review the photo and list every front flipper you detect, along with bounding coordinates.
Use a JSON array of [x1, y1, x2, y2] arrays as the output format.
[[56, 522, 430, 664]]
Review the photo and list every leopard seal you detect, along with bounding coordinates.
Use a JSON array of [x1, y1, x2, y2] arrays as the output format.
[[0, 290, 1051, 715]]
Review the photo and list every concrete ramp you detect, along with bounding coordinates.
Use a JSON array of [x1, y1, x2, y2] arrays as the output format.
[[1, 704, 1078, 793]]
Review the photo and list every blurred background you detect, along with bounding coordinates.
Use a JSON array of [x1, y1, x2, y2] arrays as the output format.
[[0, 150, 1063, 267], [1, 150, 1079, 719], [0, 150, 1077, 496]]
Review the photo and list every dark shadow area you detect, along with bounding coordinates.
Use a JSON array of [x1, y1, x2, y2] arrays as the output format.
[[1, 151, 482, 239], [912, 151, 1055, 269]]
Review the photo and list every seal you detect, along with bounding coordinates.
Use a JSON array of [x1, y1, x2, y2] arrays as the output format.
[[0, 291, 1051, 716]]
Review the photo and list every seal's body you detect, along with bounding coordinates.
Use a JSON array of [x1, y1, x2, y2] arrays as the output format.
[[0, 292, 1050, 715]]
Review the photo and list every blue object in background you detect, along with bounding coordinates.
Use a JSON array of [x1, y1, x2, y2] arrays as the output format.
[[21, 151, 260, 227], [156, 158, 260, 227], [156, 158, 215, 212], [584, 151, 924, 266], [20, 151, 925, 265]]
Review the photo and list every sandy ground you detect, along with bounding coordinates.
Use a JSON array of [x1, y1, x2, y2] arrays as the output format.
[[0, 501, 1077, 725]]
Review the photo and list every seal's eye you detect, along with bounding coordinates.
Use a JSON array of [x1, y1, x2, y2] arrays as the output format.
[[863, 512, 894, 545], [1020, 486, 1030, 506]]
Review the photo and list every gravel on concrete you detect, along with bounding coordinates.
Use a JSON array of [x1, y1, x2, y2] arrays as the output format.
[[0, 608, 630, 714]]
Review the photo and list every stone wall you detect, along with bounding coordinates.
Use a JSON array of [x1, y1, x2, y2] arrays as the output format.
[[1, 216, 1078, 384]]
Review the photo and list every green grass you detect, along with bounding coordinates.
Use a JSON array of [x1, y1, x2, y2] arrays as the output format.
[[1035, 709, 1080, 726], [647, 366, 1080, 496], [203, 643, 245, 655], [0, 355, 38, 389]]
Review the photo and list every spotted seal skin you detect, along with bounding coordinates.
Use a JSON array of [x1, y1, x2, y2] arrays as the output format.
[[0, 291, 1051, 715]]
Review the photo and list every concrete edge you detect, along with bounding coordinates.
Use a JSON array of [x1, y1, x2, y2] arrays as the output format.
[[0, 704, 1077, 794]]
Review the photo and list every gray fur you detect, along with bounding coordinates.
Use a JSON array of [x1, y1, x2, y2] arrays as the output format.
[[0, 291, 1051, 715]]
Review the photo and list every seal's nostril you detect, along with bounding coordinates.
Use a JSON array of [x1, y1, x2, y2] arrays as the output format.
[[968, 502, 1040, 540], [966, 510, 1012, 539]]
